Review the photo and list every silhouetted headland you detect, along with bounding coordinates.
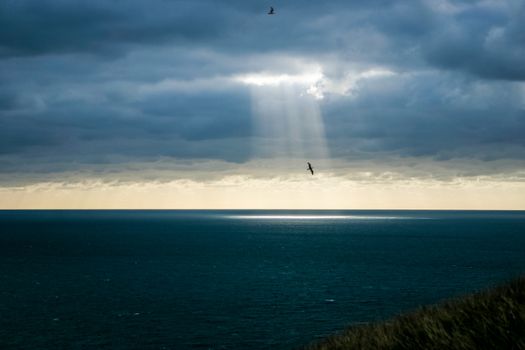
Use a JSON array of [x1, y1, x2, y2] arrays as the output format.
[[303, 275, 525, 350]]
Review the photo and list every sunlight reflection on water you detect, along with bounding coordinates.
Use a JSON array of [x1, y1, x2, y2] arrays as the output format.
[[225, 215, 419, 220]]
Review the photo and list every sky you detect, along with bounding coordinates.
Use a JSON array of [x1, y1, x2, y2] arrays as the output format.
[[1, 0, 524, 209]]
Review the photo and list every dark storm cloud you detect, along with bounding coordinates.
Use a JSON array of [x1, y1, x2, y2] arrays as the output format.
[[0, 0, 524, 181], [2, 0, 523, 78], [323, 71, 525, 160], [423, 2, 525, 81], [0, 87, 251, 162], [0, 91, 19, 111], [0, 0, 235, 57], [0, 0, 364, 56], [133, 91, 252, 141]]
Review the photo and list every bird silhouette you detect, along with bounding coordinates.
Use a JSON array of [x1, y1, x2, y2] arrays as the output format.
[[268, 6, 275, 15], [307, 162, 314, 175]]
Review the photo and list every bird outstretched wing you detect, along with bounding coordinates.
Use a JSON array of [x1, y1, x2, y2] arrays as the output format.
[[307, 162, 314, 175]]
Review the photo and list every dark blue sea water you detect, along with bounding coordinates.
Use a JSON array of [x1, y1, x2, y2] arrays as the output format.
[[1, 210, 525, 349]]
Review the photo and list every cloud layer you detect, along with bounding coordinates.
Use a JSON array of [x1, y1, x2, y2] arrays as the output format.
[[1, 0, 524, 189]]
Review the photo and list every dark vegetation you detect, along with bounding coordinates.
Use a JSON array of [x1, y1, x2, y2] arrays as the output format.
[[304, 276, 525, 350]]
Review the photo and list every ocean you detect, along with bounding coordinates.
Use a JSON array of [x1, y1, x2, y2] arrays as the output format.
[[1, 210, 524, 349]]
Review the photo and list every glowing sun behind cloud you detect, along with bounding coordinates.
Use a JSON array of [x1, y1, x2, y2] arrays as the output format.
[[234, 69, 323, 88]]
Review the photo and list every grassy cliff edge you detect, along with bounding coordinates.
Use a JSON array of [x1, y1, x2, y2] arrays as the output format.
[[304, 276, 525, 350]]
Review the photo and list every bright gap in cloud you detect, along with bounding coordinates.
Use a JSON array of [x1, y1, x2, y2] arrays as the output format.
[[234, 71, 323, 87], [233, 66, 396, 99]]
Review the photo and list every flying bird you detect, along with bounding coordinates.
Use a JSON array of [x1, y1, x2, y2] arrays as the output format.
[[268, 6, 275, 15], [307, 162, 314, 175]]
